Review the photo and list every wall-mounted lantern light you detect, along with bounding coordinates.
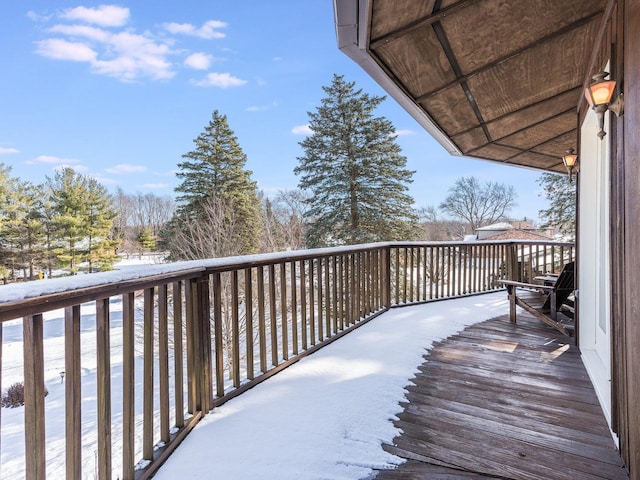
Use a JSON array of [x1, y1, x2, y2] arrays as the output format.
[[584, 70, 624, 139], [562, 149, 578, 183]]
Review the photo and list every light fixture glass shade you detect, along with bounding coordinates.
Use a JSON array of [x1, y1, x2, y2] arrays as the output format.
[[562, 153, 578, 168], [585, 80, 616, 107], [562, 149, 578, 183]]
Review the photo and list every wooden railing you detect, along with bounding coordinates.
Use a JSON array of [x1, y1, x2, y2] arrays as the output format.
[[0, 240, 573, 480]]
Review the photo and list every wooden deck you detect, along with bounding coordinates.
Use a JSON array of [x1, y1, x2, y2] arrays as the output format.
[[375, 312, 628, 480]]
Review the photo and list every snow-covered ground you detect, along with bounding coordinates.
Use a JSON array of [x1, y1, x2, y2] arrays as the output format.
[[153, 292, 509, 480]]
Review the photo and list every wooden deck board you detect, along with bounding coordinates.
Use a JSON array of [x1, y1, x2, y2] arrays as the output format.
[[374, 313, 629, 480]]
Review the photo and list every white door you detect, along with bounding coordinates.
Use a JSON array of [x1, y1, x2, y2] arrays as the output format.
[[579, 102, 612, 425]]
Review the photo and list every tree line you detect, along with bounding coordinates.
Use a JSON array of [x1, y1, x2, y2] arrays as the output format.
[[0, 166, 117, 281], [0, 74, 574, 282]]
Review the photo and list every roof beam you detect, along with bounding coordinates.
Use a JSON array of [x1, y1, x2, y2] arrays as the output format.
[[432, 21, 492, 142], [369, 0, 480, 49], [414, 10, 604, 103], [451, 87, 580, 141]]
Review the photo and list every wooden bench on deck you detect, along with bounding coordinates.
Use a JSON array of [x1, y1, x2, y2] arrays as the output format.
[[498, 261, 575, 337]]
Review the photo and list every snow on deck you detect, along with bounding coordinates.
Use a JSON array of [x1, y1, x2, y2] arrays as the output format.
[[153, 292, 509, 480]]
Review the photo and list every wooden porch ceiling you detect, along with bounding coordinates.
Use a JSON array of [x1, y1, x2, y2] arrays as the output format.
[[336, 0, 607, 174]]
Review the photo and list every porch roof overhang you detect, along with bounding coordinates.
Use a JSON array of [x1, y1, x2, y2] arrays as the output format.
[[334, 0, 607, 174]]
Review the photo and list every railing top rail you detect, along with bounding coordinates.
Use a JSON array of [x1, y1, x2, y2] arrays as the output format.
[[389, 240, 575, 247], [0, 240, 574, 322]]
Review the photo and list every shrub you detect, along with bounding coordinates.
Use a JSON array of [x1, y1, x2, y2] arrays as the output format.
[[2, 381, 49, 408]]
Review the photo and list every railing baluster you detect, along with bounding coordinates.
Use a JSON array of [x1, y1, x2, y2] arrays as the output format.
[[122, 295, 136, 479], [338, 256, 345, 330], [231, 270, 241, 387], [24, 314, 46, 480], [172, 282, 184, 429], [447, 246, 452, 298], [65, 305, 82, 480], [402, 247, 408, 303], [245, 268, 255, 380], [213, 272, 224, 399], [280, 263, 289, 361], [317, 258, 324, 341], [185, 279, 197, 414], [357, 252, 363, 316], [257, 266, 267, 372], [143, 288, 155, 462], [347, 254, 354, 325], [300, 261, 308, 350], [158, 284, 170, 444], [96, 298, 112, 480], [376, 249, 380, 308], [481, 245, 485, 290], [408, 247, 414, 302], [269, 264, 278, 365], [291, 262, 298, 356], [332, 256, 338, 334], [309, 259, 316, 345], [325, 257, 331, 338]]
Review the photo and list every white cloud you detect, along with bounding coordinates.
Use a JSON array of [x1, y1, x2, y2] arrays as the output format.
[[36, 26, 175, 81], [35, 38, 97, 62], [291, 125, 313, 135], [90, 31, 175, 81], [0, 147, 19, 155], [60, 5, 130, 27], [32, 7, 175, 82], [163, 20, 227, 39], [246, 101, 278, 113], [105, 164, 147, 174], [88, 173, 117, 184], [184, 52, 212, 70], [395, 129, 415, 136], [192, 72, 247, 88], [49, 24, 111, 42], [25, 155, 80, 165], [31, 8, 236, 83], [27, 11, 51, 22]]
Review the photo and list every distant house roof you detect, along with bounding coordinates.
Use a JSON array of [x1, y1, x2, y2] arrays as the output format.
[[482, 229, 552, 241], [476, 222, 514, 231]]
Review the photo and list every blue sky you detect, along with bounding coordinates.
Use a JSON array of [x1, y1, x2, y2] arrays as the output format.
[[0, 1, 549, 221]]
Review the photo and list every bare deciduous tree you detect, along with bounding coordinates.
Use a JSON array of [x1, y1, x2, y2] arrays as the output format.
[[439, 176, 517, 233], [417, 206, 467, 241], [113, 189, 175, 255], [168, 195, 253, 260]]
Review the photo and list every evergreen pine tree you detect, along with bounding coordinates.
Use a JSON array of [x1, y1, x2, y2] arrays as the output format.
[[45, 168, 118, 274], [2, 180, 44, 280], [537, 172, 576, 240], [294, 74, 419, 247], [170, 110, 262, 258], [85, 177, 119, 272], [137, 228, 156, 251], [0, 165, 46, 280]]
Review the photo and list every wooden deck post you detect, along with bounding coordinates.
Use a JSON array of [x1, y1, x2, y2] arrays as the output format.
[[198, 275, 212, 412], [65, 306, 82, 480], [506, 285, 517, 323], [23, 315, 45, 480], [383, 246, 391, 308]]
